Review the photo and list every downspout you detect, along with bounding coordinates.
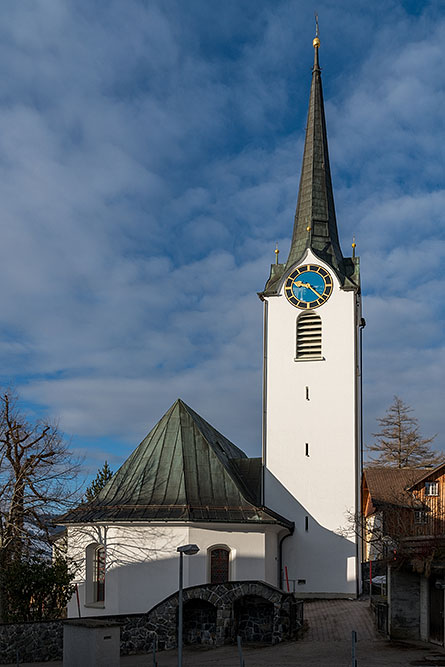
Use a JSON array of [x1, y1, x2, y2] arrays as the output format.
[[278, 530, 293, 590], [261, 298, 268, 507], [359, 317, 365, 479], [357, 314, 366, 596]]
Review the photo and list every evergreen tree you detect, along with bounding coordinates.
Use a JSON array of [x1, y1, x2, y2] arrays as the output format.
[[3, 555, 76, 622], [367, 396, 440, 468], [84, 461, 113, 502]]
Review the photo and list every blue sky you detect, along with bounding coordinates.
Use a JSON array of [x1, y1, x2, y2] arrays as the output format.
[[0, 0, 444, 476]]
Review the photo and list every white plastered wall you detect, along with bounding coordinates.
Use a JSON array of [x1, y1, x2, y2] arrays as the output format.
[[188, 524, 282, 585], [66, 521, 282, 617], [263, 249, 360, 596]]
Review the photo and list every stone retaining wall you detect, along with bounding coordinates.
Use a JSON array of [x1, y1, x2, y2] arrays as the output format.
[[0, 581, 303, 664], [0, 619, 63, 664]]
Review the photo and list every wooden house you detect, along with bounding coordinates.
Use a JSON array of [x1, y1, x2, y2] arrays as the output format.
[[362, 464, 445, 563], [362, 464, 445, 645]]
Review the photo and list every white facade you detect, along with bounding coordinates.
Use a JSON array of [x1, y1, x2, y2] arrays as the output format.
[[263, 248, 361, 596], [66, 521, 284, 617]]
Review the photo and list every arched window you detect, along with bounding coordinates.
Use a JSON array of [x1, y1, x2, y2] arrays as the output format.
[[85, 543, 106, 605], [94, 546, 106, 602], [209, 547, 230, 583], [296, 311, 322, 359]]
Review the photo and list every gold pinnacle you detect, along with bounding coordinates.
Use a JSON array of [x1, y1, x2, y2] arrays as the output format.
[[313, 12, 320, 48]]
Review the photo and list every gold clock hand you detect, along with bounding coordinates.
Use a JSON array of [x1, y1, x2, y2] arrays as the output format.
[[306, 283, 322, 297], [295, 280, 322, 297]]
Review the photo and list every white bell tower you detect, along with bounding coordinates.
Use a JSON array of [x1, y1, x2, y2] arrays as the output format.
[[260, 34, 362, 597]]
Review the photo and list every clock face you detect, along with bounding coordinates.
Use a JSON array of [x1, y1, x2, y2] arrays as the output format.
[[284, 264, 333, 309]]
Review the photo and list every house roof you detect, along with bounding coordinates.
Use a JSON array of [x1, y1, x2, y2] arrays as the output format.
[[60, 399, 292, 530], [406, 460, 445, 491], [363, 467, 428, 507]]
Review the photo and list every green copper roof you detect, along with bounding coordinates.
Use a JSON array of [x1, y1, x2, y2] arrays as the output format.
[[60, 399, 292, 529], [262, 39, 359, 296]]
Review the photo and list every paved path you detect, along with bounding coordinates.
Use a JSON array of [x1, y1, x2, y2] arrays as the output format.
[[10, 640, 445, 667], [6, 599, 445, 666], [302, 598, 378, 641]]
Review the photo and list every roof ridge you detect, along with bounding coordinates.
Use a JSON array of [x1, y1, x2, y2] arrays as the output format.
[[162, 403, 184, 506]]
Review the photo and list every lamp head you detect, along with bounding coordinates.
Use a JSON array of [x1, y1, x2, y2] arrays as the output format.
[[177, 544, 200, 556]]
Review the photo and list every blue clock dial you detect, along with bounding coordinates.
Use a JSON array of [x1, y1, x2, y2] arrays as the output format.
[[284, 264, 333, 309]]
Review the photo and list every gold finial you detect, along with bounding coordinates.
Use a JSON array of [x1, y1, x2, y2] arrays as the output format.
[[352, 236, 356, 258], [313, 12, 320, 48], [274, 244, 279, 264]]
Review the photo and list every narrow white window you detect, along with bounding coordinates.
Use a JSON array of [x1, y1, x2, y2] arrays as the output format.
[[425, 482, 439, 497], [414, 510, 428, 524], [296, 311, 322, 360]]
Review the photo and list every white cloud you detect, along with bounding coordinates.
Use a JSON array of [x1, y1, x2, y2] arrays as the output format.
[[0, 1, 444, 475]]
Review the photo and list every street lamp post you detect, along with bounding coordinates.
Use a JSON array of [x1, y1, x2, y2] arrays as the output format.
[[177, 544, 200, 667]]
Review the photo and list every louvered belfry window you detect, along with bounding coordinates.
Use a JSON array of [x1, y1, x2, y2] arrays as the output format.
[[210, 547, 230, 583], [296, 311, 322, 359]]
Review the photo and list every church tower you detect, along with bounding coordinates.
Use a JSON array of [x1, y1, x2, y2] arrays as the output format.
[[260, 33, 362, 597]]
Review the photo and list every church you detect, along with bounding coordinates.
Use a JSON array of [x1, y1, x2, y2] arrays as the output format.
[[60, 32, 363, 618]]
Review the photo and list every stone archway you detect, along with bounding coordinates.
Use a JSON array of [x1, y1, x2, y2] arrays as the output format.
[[183, 599, 217, 645], [234, 594, 274, 643], [145, 580, 302, 649]]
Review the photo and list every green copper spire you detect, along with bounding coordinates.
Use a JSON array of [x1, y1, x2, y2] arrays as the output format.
[[285, 33, 345, 276], [261, 32, 359, 297]]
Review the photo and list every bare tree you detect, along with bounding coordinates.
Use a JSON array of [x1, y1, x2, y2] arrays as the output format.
[[341, 485, 425, 563], [0, 389, 81, 619], [366, 396, 440, 468]]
